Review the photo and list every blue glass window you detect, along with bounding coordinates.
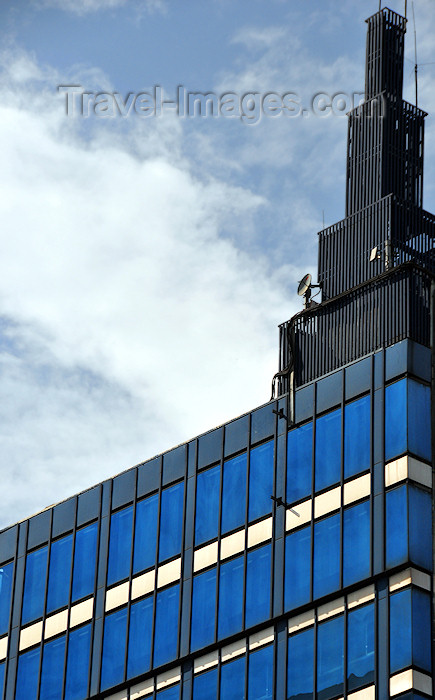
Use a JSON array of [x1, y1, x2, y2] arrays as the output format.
[[317, 615, 344, 700], [157, 685, 180, 700], [195, 465, 220, 546], [101, 607, 127, 690], [72, 522, 98, 602], [47, 534, 73, 613], [409, 486, 432, 570], [314, 514, 340, 599], [246, 544, 271, 628], [287, 422, 313, 503], [133, 494, 158, 574], [385, 379, 407, 461], [128, 596, 153, 678], [0, 561, 13, 636], [287, 627, 314, 700], [218, 555, 244, 639], [315, 408, 341, 492], [344, 395, 370, 478], [248, 441, 274, 522], [159, 482, 184, 562], [386, 485, 408, 568], [348, 603, 374, 691], [154, 583, 180, 666], [222, 453, 247, 534], [284, 526, 311, 611], [191, 569, 216, 651], [15, 647, 40, 700], [408, 380, 431, 460], [107, 505, 133, 586], [40, 635, 66, 700], [193, 668, 218, 700], [390, 588, 432, 674], [248, 644, 273, 700], [22, 545, 48, 625], [0, 662, 4, 695], [221, 656, 245, 700], [65, 624, 92, 700], [343, 500, 370, 586]]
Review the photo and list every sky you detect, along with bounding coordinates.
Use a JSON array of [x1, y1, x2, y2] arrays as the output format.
[[0, 0, 434, 527]]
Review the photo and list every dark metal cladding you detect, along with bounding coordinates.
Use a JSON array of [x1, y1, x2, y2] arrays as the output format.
[[279, 7, 435, 392]]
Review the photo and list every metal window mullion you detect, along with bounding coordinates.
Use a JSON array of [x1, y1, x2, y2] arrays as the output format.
[[124, 468, 139, 685], [150, 458, 164, 669], [61, 499, 79, 700], [37, 508, 54, 700]]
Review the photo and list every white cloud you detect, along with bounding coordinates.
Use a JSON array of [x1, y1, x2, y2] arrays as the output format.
[[0, 53, 296, 527], [37, 0, 165, 16]]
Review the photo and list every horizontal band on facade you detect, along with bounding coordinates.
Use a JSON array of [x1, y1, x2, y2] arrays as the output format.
[[287, 583, 375, 634], [390, 669, 432, 696], [385, 454, 432, 489]]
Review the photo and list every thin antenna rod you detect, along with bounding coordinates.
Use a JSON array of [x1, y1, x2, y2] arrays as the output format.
[[404, 0, 407, 19], [379, 0, 381, 10], [322, 210, 325, 229], [412, 1, 418, 106]]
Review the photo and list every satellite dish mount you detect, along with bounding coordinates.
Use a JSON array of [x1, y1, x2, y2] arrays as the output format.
[[297, 274, 321, 309]]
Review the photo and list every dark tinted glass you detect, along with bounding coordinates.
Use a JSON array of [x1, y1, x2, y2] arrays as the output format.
[[343, 500, 370, 586], [314, 514, 340, 599], [22, 545, 48, 625], [248, 441, 274, 522], [128, 596, 153, 678], [317, 616, 344, 700], [344, 395, 370, 478], [409, 486, 432, 570], [347, 603, 374, 691], [284, 526, 311, 611], [47, 534, 73, 613], [385, 379, 407, 461], [386, 485, 408, 568], [191, 568, 216, 651], [0, 561, 13, 636], [72, 522, 98, 602], [315, 409, 341, 492], [154, 583, 180, 666], [412, 589, 431, 672], [287, 422, 313, 503], [287, 627, 314, 700], [159, 482, 184, 562], [107, 505, 133, 586], [408, 380, 431, 460], [221, 453, 247, 534], [133, 494, 158, 574], [195, 465, 220, 546], [101, 607, 127, 690], [390, 588, 411, 673], [246, 544, 271, 627], [40, 635, 66, 700], [218, 555, 243, 639], [65, 623, 92, 700]]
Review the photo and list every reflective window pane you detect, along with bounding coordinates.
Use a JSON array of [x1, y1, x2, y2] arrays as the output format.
[[0, 662, 4, 695], [315, 409, 341, 492], [22, 545, 48, 625], [65, 623, 92, 700], [101, 607, 127, 690], [127, 596, 153, 678], [287, 422, 313, 503], [157, 685, 180, 700], [385, 379, 407, 461], [222, 453, 247, 535], [220, 656, 245, 700], [0, 561, 13, 636], [408, 380, 431, 460], [133, 494, 158, 574], [248, 644, 273, 700], [412, 589, 431, 672], [218, 555, 243, 639], [390, 588, 411, 673], [47, 534, 73, 613], [193, 668, 218, 700], [191, 568, 216, 651], [72, 522, 98, 601], [107, 505, 133, 586], [317, 616, 344, 700], [343, 500, 370, 586], [159, 482, 184, 562], [409, 486, 432, 570], [40, 635, 66, 700], [154, 583, 180, 666], [284, 526, 311, 611], [386, 485, 408, 568], [246, 544, 271, 628], [344, 395, 370, 479], [15, 647, 40, 700], [314, 514, 340, 599], [195, 465, 220, 546], [248, 441, 274, 522], [287, 627, 314, 700], [347, 603, 374, 691]]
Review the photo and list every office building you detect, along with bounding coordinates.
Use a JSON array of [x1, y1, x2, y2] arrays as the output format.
[[0, 6, 433, 700]]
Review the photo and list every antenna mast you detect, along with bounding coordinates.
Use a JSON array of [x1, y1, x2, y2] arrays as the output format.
[[412, 1, 418, 106]]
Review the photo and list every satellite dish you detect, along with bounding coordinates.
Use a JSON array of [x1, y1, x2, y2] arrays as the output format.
[[297, 273, 312, 296], [369, 246, 379, 262]]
